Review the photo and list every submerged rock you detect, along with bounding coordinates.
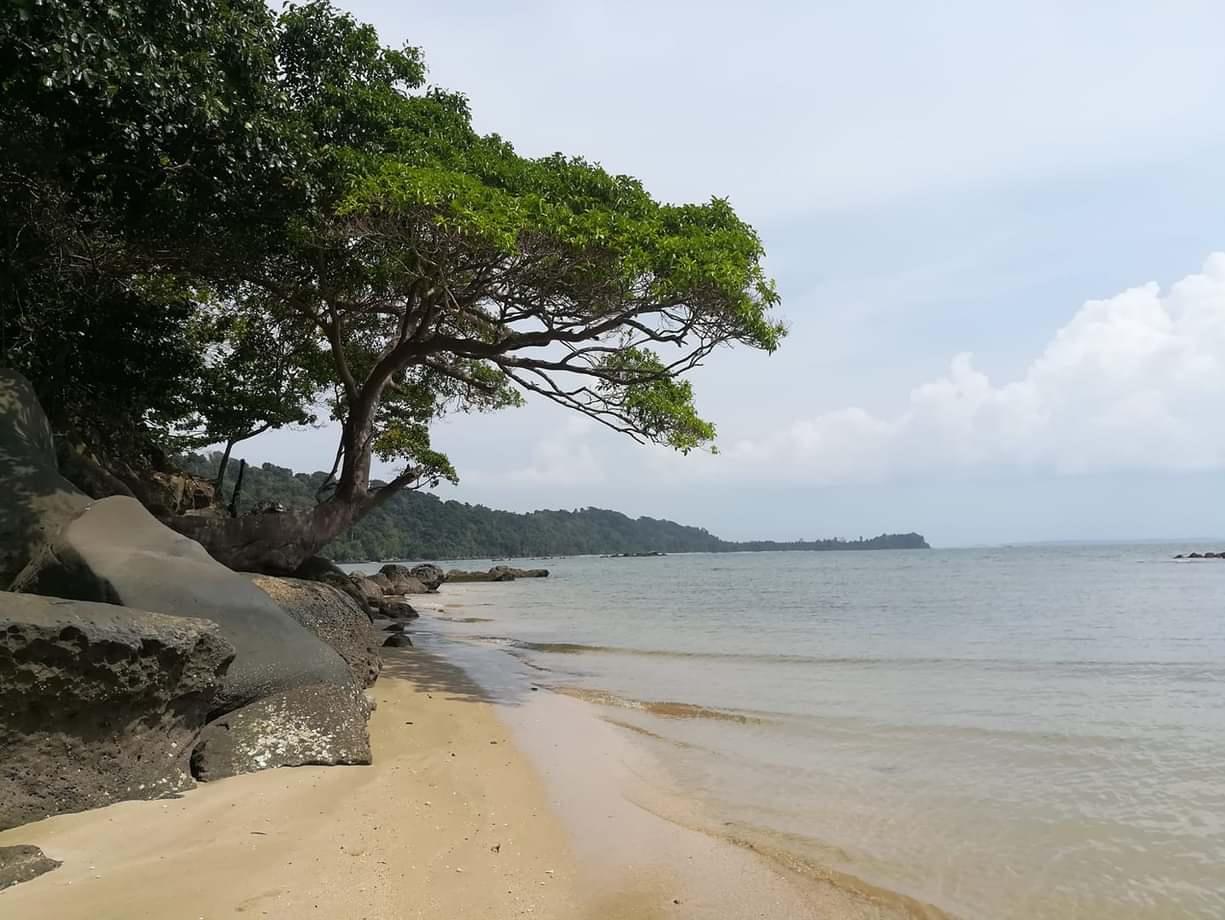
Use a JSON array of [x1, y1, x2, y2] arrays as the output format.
[[446, 566, 549, 582], [0, 845, 61, 890], [382, 634, 414, 648], [191, 683, 372, 782], [250, 575, 381, 688], [0, 594, 234, 830]]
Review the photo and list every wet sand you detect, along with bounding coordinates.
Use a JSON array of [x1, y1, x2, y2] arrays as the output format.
[[0, 607, 930, 919]]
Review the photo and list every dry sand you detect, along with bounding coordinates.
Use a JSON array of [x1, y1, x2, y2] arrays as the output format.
[[0, 624, 929, 920]]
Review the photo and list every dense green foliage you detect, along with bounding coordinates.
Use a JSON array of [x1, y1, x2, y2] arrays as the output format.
[[181, 453, 927, 561], [1, 0, 292, 449], [2, 0, 786, 566]]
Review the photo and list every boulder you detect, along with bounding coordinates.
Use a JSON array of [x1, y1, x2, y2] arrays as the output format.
[[383, 599, 419, 620], [293, 555, 372, 616], [383, 622, 410, 633], [0, 845, 61, 890], [494, 565, 549, 579], [446, 568, 511, 583], [410, 563, 445, 591], [0, 370, 93, 588], [379, 564, 431, 594], [382, 634, 413, 648], [349, 573, 386, 609], [250, 575, 380, 687], [10, 495, 353, 711], [190, 683, 372, 782], [0, 594, 234, 830], [368, 572, 393, 593]]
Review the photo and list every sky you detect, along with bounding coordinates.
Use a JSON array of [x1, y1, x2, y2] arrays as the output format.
[[246, 0, 1225, 546]]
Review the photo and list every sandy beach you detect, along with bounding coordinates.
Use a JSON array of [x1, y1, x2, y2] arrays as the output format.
[[0, 600, 930, 920]]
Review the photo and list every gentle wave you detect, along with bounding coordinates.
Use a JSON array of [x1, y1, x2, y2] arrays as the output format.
[[503, 639, 1223, 674], [554, 686, 767, 723]]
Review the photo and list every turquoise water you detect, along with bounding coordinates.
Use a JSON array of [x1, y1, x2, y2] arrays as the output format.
[[360, 546, 1225, 918]]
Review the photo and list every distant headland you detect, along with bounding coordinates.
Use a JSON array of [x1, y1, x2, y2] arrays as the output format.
[[180, 453, 930, 562]]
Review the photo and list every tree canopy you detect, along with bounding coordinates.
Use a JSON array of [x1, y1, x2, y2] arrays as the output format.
[[2, 0, 786, 571]]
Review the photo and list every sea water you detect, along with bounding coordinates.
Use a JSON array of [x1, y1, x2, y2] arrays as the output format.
[[356, 546, 1225, 918]]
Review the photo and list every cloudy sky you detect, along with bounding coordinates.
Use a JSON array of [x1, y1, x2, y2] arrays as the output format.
[[249, 0, 1225, 546]]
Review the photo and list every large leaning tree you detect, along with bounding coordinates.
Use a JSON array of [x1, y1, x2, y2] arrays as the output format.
[[167, 2, 785, 572]]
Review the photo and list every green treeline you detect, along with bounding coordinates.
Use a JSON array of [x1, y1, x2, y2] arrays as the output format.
[[182, 453, 929, 561]]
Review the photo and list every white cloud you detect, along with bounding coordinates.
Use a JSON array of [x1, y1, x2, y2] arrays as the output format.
[[678, 254, 1225, 482], [464, 417, 608, 487]]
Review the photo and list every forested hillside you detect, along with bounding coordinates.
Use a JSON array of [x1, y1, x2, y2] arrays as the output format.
[[181, 453, 928, 561]]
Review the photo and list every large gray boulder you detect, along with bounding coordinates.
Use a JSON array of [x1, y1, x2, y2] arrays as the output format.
[[349, 573, 386, 609], [11, 496, 353, 711], [0, 370, 92, 589], [410, 563, 445, 591], [0, 594, 234, 830], [190, 683, 372, 782], [379, 564, 431, 594], [250, 575, 380, 687]]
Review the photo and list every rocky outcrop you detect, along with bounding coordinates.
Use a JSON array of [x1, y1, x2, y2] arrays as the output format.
[[0, 594, 234, 830], [11, 495, 353, 711], [349, 573, 386, 609], [190, 683, 372, 782], [0, 370, 93, 589], [1, 369, 375, 804], [383, 599, 419, 620], [446, 565, 550, 582], [250, 575, 380, 687], [293, 555, 373, 615], [409, 563, 445, 591], [0, 845, 61, 890], [378, 564, 431, 594]]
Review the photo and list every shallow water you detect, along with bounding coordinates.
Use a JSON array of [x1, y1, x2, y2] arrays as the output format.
[[356, 546, 1225, 918]]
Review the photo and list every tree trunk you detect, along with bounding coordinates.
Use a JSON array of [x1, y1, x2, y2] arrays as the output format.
[[214, 439, 234, 494], [165, 498, 361, 574]]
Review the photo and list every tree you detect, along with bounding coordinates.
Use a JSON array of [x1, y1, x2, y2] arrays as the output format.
[[1, 0, 295, 454], [182, 303, 327, 493], [168, 1, 785, 572]]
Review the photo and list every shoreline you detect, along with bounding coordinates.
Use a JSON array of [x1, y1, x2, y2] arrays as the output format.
[[1, 588, 940, 919]]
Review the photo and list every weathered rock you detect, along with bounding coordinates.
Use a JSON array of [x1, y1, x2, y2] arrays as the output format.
[[379, 564, 431, 594], [0, 594, 234, 830], [0, 370, 93, 589], [349, 573, 386, 609], [445, 565, 547, 582], [190, 683, 372, 782], [382, 634, 414, 648], [501, 566, 548, 578], [0, 845, 61, 890], [11, 495, 352, 711], [383, 622, 410, 633], [446, 568, 513, 583], [293, 555, 372, 616], [368, 572, 393, 593], [250, 575, 380, 687], [410, 563, 445, 591], [383, 599, 419, 620]]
